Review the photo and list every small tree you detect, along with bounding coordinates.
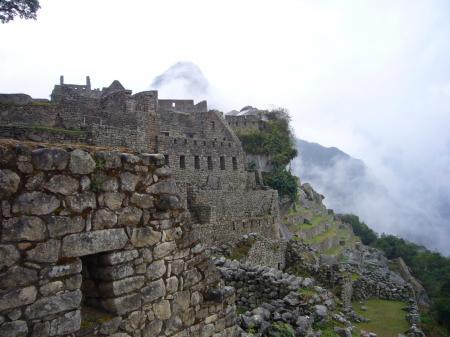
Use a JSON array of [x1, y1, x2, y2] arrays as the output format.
[[0, 0, 40, 23]]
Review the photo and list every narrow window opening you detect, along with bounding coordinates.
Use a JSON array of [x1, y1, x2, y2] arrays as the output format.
[[180, 155, 186, 169], [172, 102, 176, 108], [194, 140, 198, 146], [232, 157, 238, 170], [184, 139, 188, 145], [194, 156, 200, 169], [164, 154, 169, 166], [207, 156, 213, 170], [174, 139, 177, 144], [220, 156, 225, 170], [211, 121, 215, 129]]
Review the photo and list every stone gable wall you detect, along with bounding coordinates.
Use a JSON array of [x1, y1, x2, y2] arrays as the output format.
[[0, 141, 237, 337]]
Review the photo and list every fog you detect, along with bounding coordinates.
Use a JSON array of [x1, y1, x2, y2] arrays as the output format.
[[1, 0, 450, 254]]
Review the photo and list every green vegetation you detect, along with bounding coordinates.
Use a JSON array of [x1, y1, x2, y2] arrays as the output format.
[[343, 214, 450, 334], [338, 214, 377, 245], [298, 288, 317, 300], [353, 299, 409, 337], [236, 306, 247, 315], [31, 101, 53, 106], [236, 108, 299, 202], [270, 322, 295, 337], [9, 124, 85, 136], [229, 240, 255, 261], [80, 305, 114, 329]]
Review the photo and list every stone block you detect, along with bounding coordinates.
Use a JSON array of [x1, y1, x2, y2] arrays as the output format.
[[0, 169, 20, 198], [101, 192, 125, 210], [130, 193, 154, 209], [153, 299, 171, 320], [155, 195, 183, 211], [99, 276, 145, 296], [2, 216, 46, 242], [120, 172, 140, 192], [118, 206, 142, 226], [95, 151, 122, 169], [47, 216, 85, 238], [141, 279, 166, 304], [26, 239, 60, 263], [0, 286, 37, 311], [31, 148, 69, 171], [12, 192, 60, 215], [0, 266, 38, 289], [44, 175, 79, 195], [153, 241, 177, 259], [102, 293, 141, 315], [0, 245, 20, 270], [146, 260, 166, 280], [45, 259, 82, 278], [142, 320, 163, 337], [97, 249, 139, 266], [93, 208, 118, 229], [62, 229, 128, 257], [172, 290, 191, 314], [146, 180, 178, 195], [65, 192, 96, 213], [24, 290, 82, 319], [69, 149, 96, 174], [130, 226, 161, 248], [0, 320, 28, 337], [39, 281, 64, 297], [49, 310, 81, 336], [96, 263, 135, 281]]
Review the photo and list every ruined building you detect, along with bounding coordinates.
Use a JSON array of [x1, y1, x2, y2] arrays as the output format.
[[0, 77, 283, 259]]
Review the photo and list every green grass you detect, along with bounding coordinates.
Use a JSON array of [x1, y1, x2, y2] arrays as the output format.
[[353, 299, 409, 337], [298, 288, 317, 300], [8, 124, 85, 136], [229, 240, 254, 261]]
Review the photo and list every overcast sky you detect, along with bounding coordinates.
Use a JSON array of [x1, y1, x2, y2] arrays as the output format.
[[1, 0, 450, 254]]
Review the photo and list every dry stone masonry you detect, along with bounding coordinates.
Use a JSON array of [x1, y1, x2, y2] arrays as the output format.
[[0, 141, 237, 337]]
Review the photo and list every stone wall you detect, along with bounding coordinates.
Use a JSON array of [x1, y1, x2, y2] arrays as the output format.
[[0, 140, 238, 337]]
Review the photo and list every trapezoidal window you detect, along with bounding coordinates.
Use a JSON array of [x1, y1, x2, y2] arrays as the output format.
[[180, 155, 186, 169], [164, 154, 169, 166], [207, 156, 213, 170], [232, 157, 238, 170], [220, 156, 225, 170], [194, 156, 200, 170]]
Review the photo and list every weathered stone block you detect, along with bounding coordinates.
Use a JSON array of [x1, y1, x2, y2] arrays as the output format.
[[26, 239, 60, 263], [130, 193, 154, 209], [49, 310, 81, 336], [0, 245, 20, 269], [40, 281, 64, 297], [130, 226, 161, 247], [2, 216, 46, 242], [139, 153, 165, 166], [62, 229, 128, 257], [146, 260, 166, 280], [24, 290, 81, 319], [45, 259, 82, 278], [47, 216, 85, 238], [96, 263, 135, 281], [142, 320, 163, 337], [44, 175, 79, 195], [117, 206, 142, 226], [0, 266, 38, 289], [93, 208, 118, 229], [153, 241, 177, 259], [95, 152, 122, 169], [97, 249, 139, 266], [100, 192, 125, 210], [153, 299, 171, 320], [102, 293, 141, 315], [166, 276, 179, 294], [141, 279, 166, 304], [12, 192, 60, 215], [0, 320, 28, 337], [31, 148, 69, 171], [69, 149, 96, 174], [173, 290, 191, 314], [0, 169, 20, 198], [99, 276, 145, 296], [146, 180, 178, 195], [120, 172, 140, 192], [0, 286, 37, 311], [65, 192, 96, 213]]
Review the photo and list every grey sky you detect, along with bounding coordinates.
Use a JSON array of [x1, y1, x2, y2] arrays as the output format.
[[1, 0, 450, 253]]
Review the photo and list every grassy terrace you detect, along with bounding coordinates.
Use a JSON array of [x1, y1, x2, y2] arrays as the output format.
[[3, 124, 86, 136], [353, 299, 409, 337]]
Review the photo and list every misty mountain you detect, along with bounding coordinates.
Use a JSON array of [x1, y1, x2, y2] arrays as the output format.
[[292, 138, 379, 213], [151, 62, 210, 99]]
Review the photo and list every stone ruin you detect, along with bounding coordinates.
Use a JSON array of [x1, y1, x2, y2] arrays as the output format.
[[0, 141, 237, 337], [0, 76, 286, 269]]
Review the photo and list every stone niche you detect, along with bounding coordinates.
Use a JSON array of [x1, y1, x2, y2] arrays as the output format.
[[0, 140, 237, 337]]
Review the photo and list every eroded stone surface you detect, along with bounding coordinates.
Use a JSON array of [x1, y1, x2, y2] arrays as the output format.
[[69, 149, 95, 174], [12, 192, 60, 215], [0, 169, 20, 198], [62, 229, 128, 257]]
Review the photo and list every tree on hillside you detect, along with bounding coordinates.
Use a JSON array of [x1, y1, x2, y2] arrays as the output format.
[[0, 0, 40, 23]]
